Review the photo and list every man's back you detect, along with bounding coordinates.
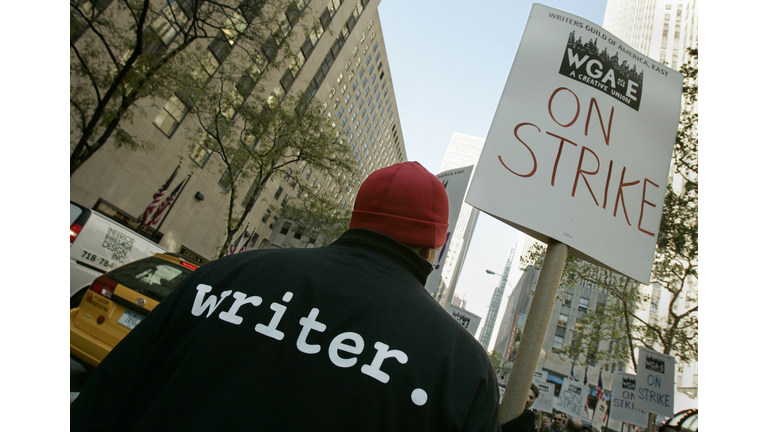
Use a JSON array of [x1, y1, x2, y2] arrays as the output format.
[[71, 229, 500, 431]]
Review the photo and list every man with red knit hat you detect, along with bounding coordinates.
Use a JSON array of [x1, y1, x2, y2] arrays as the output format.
[[72, 161, 501, 432]]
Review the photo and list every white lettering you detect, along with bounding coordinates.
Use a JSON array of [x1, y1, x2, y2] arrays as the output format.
[[601, 68, 616, 88], [361, 342, 408, 383], [255, 292, 293, 340], [218, 291, 262, 325], [328, 331, 364, 368], [297, 308, 326, 354], [567, 48, 590, 69], [586, 59, 603, 79], [626, 80, 639, 101], [191, 284, 232, 318]]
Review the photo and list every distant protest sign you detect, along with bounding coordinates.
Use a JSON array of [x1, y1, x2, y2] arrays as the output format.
[[635, 347, 675, 417], [465, 4, 683, 284], [426, 165, 473, 294], [556, 380, 590, 418], [444, 302, 481, 336], [532, 381, 555, 413], [610, 372, 647, 427], [592, 398, 609, 430]]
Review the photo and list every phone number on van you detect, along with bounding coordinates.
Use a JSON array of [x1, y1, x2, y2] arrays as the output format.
[[81, 250, 115, 270]]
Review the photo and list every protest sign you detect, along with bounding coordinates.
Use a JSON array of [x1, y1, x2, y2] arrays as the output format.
[[425, 166, 474, 294], [465, 3, 684, 284], [635, 347, 675, 417], [533, 370, 549, 384], [556, 380, 590, 418], [592, 398, 609, 429], [444, 302, 482, 336], [609, 372, 647, 427], [532, 381, 555, 413]]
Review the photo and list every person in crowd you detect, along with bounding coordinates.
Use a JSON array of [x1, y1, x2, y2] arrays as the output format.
[[70, 162, 501, 432], [501, 382, 541, 432], [564, 417, 584, 432], [544, 412, 567, 432]]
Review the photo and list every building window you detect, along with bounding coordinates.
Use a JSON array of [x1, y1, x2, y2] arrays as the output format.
[[268, 85, 285, 107], [562, 291, 573, 306], [262, 209, 272, 223], [294, 226, 304, 240], [154, 96, 187, 137], [280, 70, 296, 93], [280, 222, 291, 235], [579, 297, 589, 309], [150, 0, 189, 46], [242, 181, 262, 209], [274, 186, 284, 200]]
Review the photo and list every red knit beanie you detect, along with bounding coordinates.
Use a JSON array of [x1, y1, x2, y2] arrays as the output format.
[[349, 162, 449, 248]]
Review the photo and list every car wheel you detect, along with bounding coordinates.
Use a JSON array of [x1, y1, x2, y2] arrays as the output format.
[[70, 289, 86, 309]]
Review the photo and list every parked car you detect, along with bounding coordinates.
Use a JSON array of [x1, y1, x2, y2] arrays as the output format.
[[70, 253, 198, 368], [70, 201, 166, 308]]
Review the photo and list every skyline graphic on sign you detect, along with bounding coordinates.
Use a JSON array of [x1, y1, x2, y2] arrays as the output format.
[[559, 31, 644, 110]]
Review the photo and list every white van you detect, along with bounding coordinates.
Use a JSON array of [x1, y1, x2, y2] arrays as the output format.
[[70, 201, 166, 308]]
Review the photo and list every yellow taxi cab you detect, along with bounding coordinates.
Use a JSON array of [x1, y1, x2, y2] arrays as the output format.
[[70, 253, 198, 368]]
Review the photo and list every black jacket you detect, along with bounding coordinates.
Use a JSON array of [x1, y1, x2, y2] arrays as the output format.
[[71, 229, 501, 431], [500, 408, 536, 432]]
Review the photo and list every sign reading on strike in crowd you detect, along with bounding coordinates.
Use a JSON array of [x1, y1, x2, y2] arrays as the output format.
[[426, 165, 474, 295], [635, 347, 675, 417], [443, 302, 482, 336], [531, 381, 556, 413], [465, 3, 683, 284], [592, 397, 609, 430], [609, 372, 647, 427], [556, 380, 590, 418]]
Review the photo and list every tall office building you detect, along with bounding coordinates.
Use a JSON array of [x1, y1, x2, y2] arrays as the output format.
[[477, 247, 514, 350], [492, 233, 622, 395], [433, 132, 485, 305], [602, 0, 698, 403], [70, 0, 407, 262], [603, 0, 698, 69]]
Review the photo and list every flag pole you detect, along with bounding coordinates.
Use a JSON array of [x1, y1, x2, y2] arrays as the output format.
[[499, 239, 568, 424], [153, 173, 192, 239]]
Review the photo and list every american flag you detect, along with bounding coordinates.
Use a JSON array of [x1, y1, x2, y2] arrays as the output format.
[[224, 225, 248, 257], [137, 165, 179, 226], [148, 175, 186, 226], [237, 231, 250, 253]]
